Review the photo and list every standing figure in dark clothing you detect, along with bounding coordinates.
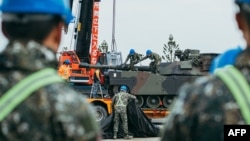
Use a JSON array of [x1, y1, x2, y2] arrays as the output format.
[[140, 50, 162, 73], [123, 49, 141, 71], [92, 63, 102, 98], [112, 85, 136, 140]]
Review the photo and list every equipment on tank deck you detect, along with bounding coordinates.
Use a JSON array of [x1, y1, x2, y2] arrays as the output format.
[[56, 0, 219, 122], [107, 50, 218, 110], [76, 49, 219, 120]]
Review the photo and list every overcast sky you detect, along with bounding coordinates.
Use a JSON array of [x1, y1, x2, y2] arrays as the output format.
[[0, 0, 246, 61], [97, 0, 245, 55]]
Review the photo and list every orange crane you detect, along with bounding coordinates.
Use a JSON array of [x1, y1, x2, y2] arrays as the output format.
[[57, 0, 219, 123], [58, 0, 123, 122], [58, 0, 104, 85]]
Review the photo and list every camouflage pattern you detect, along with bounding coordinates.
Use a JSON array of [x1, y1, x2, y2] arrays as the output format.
[[77, 50, 219, 115], [108, 52, 219, 95], [140, 52, 162, 73], [108, 52, 219, 109], [0, 41, 101, 141], [92, 81, 100, 97], [91, 69, 101, 98], [124, 52, 141, 71], [112, 91, 136, 136], [160, 49, 250, 141]]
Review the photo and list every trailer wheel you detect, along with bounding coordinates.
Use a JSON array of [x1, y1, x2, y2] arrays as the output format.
[[95, 105, 108, 122]]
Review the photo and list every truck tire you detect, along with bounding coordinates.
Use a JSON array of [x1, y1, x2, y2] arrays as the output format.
[[95, 105, 108, 122]]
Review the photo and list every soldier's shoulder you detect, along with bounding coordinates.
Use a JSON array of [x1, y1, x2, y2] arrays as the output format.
[[127, 92, 135, 96], [46, 83, 100, 140], [179, 75, 223, 99], [44, 83, 97, 119], [45, 83, 90, 104]]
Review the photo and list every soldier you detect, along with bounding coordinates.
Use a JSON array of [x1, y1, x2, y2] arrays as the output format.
[[140, 50, 162, 73], [123, 49, 141, 71], [58, 59, 71, 80], [92, 63, 102, 98], [0, 0, 101, 141], [112, 85, 136, 140], [209, 46, 243, 73], [160, 0, 250, 141]]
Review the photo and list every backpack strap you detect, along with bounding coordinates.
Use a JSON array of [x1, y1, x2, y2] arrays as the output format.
[[115, 92, 125, 107], [215, 65, 250, 124], [0, 68, 64, 121]]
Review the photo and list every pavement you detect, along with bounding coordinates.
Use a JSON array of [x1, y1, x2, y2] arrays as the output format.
[[103, 137, 160, 141], [103, 118, 165, 141], [152, 118, 166, 124]]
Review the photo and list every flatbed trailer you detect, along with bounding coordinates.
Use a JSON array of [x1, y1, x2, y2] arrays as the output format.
[[86, 97, 169, 122]]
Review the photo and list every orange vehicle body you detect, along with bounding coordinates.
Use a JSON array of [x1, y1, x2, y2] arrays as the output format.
[[58, 0, 171, 122], [87, 98, 169, 121], [58, 1, 102, 85]]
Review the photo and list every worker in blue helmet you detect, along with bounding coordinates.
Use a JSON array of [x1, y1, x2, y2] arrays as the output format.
[[0, 0, 73, 24], [58, 59, 71, 80], [160, 1, 250, 141], [64, 59, 71, 64], [140, 50, 162, 74], [123, 49, 141, 71], [0, 0, 101, 141], [112, 85, 136, 139]]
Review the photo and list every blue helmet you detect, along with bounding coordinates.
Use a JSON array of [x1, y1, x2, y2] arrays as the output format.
[[120, 85, 127, 91], [146, 50, 152, 55], [0, 0, 73, 24], [235, 0, 250, 3], [64, 59, 70, 64], [129, 49, 135, 55]]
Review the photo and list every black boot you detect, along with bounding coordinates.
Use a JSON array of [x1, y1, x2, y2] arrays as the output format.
[[124, 134, 133, 139], [113, 132, 117, 140]]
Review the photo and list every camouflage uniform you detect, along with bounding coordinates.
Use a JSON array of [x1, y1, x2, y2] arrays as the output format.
[[112, 91, 136, 139], [160, 49, 250, 141], [92, 68, 101, 98], [124, 53, 141, 71], [140, 52, 162, 73], [0, 41, 101, 141]]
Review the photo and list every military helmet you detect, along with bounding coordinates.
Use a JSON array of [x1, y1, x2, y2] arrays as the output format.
[[0, 0, 73, 24], [129, 49, 135, 55], [235, 0, 250, 3], [64, 59, 70, 64], [169, 34, 173, 41], [120, 85, 127, 91], [146, 50, 152, 55]]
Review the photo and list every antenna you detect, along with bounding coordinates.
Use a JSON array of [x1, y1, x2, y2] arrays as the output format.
[[111, 0, 117, 52]]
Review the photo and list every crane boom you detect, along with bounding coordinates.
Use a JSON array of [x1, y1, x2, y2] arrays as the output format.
[[90, 2, 100, 65]]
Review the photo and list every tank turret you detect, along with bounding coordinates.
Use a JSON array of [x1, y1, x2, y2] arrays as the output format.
[[77, 49, 219, 113], [104, 49, 219, 110]]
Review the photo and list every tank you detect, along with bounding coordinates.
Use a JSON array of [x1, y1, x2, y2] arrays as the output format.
[[79, 49, 219, 111]]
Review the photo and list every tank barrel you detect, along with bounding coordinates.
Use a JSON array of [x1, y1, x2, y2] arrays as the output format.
[[136, 66, 151, 71], [79, 63, 126, 69], [79, 63, 150, 71]]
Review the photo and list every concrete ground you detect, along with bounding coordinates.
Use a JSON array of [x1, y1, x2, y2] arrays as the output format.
[[103, 118, 165, 141], [103, 137, 160, 141]]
